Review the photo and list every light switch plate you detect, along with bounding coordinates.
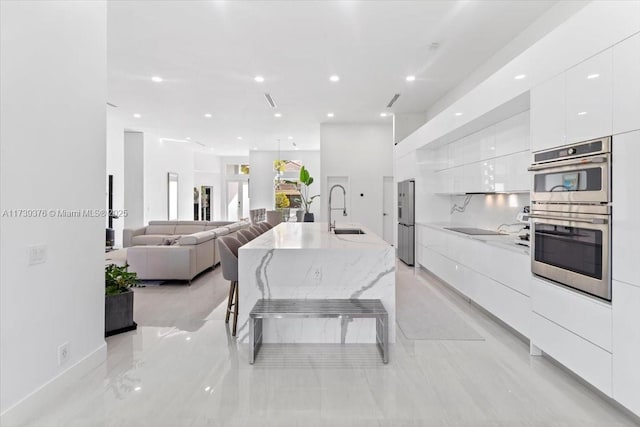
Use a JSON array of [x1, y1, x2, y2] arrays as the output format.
[[28, 244, 47, 265]]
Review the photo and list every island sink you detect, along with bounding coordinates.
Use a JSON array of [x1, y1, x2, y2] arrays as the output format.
[[334, 229, 365, 235]]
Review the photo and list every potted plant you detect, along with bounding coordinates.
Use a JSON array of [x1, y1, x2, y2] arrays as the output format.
[[299, 166, 319, 222], [105, 263, 139, 337]]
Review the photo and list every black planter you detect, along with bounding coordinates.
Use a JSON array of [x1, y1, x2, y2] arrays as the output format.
[[303, 213, 315, 222], [105, 290, 137, 337]]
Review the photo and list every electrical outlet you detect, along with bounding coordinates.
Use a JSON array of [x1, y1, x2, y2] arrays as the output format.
[[28, 244, 47, 265], [58, 342, 70, 366], [312, 267, 322, 282]]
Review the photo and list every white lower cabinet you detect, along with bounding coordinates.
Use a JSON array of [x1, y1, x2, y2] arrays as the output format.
[[612, 280, 640, 415], [531, 278, 612, 351], [531, 312, 612, 396], [417, 226, 530, 337]]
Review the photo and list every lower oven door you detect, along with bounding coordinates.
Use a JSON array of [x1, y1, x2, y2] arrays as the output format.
[[530, 211, 611, 301]]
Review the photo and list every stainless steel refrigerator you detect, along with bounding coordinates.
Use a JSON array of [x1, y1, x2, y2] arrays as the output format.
[[397, 180, 415, 266]]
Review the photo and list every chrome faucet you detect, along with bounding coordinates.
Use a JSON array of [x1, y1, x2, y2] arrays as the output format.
[[328, 184, 347, 231]]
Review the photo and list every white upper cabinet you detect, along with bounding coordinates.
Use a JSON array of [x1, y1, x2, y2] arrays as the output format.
[[613, 33, 640, 134], [565, 50, 613, 144], [495, 111, 530, 156], [531, 73, 566, 152], [612, 130, 640, 287]]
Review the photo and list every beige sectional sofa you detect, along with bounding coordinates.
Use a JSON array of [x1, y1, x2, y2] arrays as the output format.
[[122, 220, 249, 282]]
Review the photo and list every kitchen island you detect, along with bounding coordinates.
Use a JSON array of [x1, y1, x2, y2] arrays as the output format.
[[236, 222, 395, 344]]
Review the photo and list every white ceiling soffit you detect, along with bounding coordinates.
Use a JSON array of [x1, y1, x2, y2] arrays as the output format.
[[107, 0, 557, 155]]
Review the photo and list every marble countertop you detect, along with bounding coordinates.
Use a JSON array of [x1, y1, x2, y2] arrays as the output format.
[[416, 221, 530, 256], [241, 222, 391, 250]]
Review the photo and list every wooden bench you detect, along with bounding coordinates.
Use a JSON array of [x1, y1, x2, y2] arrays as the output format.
[[248, 298, 389, 364]]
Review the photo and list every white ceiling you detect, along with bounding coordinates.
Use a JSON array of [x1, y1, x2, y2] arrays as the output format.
[[107, 0, 557, 155]]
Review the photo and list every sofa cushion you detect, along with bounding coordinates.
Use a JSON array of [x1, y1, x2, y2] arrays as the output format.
[[146, 224, 176, 235], [177, 230, 215, 245], [226, 222, 241, 232], [205, 221, 233, 230], [212, 227, 230, 237], [132, 235, 173, 246], [175, 224, 206, 234]]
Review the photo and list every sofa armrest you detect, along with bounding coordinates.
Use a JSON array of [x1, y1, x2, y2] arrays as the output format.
[[123, 226, 146, 248]]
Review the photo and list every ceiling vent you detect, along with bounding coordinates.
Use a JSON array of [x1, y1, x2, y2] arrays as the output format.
[[264, 93, 277, 108], [386, 94, 400, 108]]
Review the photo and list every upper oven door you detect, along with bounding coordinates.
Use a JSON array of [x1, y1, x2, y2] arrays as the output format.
[[530, 211, 610, 301], [529, 153, 610, 204]]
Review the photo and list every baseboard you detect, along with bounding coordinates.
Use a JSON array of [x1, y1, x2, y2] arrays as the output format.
[[0, 342, 107, 426]]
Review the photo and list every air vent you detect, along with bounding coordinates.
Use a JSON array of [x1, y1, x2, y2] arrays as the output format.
[[106, 102, 118, 108], [386, 94, 400, 108], [264, 93, 277, 108]]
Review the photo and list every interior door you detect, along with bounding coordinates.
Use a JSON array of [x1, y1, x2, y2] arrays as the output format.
[[383, 176, 393, 245]]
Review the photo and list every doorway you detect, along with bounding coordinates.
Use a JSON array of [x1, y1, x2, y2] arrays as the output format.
[[227, 180, 249, 221]]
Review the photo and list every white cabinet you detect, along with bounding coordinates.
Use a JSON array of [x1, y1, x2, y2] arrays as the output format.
[[531, 73, 566, 152], [613, 33, 640, 134], [495, 111, 530, 156], [612, 130, 640, 287], [565, 49, 613, 144], [612, 280, 640, 416], [531, 312, 612, 396], [494, 151, 529, 193]]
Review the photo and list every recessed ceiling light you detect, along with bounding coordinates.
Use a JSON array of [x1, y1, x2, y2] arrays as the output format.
[[578, 111, 588, 116], [587, 73, 600, 79], [327, 112, 334, 118], [134, 387, 141, 392], [274, 113, 282, 118], [254, 75, 264, 83], [133, 113, 141, 118], [204, 113, 212, 118], [288, 136, 293, 140], [252, 146, 258, 150], [151, 76, 163, 83], [454, 112, 463, 116], [406, 75, 416, 82], [236, 136, 242, 140], [329, 75, 340, 82], [295, 147, 299, 150], [380, 112, 388, 117], [185, 137, 191, 140], [514, 74, 526, 80]]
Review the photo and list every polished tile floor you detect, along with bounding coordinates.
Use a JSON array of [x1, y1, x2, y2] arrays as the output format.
[[21, 262, 640, 427]]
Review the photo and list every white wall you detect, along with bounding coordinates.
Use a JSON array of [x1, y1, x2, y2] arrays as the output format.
[[0, 0, 107, 416], [123, 131, 144, 229], [106, 111, 125, 246], [321, 124, 393, 237], [249, 150, 321, 217], [143, 135, 195, 223]]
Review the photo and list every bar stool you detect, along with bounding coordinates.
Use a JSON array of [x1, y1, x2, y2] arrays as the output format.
[[236, 232, 250, 245], [238, 229, 255, 242], [249, 225, 263, 236], [218, 236, 242, 336], [256, 222, 270, 233]]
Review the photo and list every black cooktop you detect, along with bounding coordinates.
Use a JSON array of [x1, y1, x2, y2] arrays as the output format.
[[444, 227, 505, 236]]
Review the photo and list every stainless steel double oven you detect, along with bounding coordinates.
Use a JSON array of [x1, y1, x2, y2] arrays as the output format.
[[529, 136, 611, 301]]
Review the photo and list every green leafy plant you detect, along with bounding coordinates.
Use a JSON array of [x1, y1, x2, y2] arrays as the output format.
[[275, 192, 290, 209], [299, 166, 319, 214], [105, 264, 140, 296]]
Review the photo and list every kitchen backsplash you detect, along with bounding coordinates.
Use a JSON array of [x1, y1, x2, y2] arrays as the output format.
[[448, 193, 530, 231]]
